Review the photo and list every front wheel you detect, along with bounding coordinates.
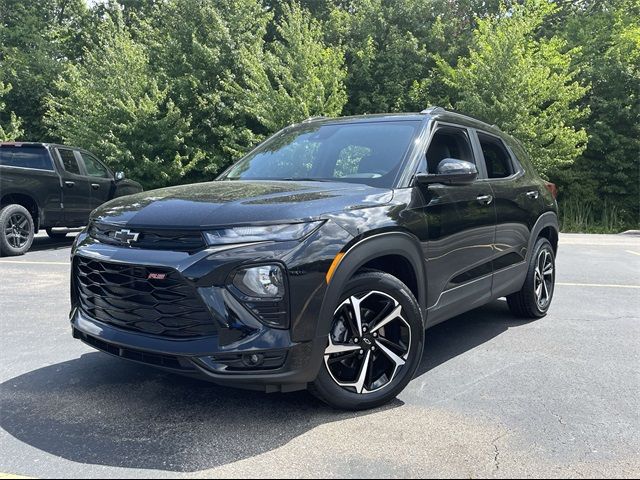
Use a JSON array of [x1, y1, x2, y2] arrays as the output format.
[[507, 237, 556, 318], [310, 271, 424, 410], [0, 204, 35, 256]]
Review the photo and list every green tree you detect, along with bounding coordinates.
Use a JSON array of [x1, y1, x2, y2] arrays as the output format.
[[226, 2, 347, 141], [423, 0, 589, 177], [45, 13, 201, 188], [0, 0, 89, 140], [0, 81, 23, 140], [557, 0, 640, 226]]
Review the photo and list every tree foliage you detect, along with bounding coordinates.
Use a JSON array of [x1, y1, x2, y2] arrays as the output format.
[[0, 0, 637, 228], [426, 0, 589, 177], [0, 81, 22, 141]]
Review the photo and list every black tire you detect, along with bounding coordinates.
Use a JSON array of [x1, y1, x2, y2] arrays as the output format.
[[0, 204, 35, 256], [507, 237, 556, 318], [46, 227, 68, 239], [310, 271, 424, 410]]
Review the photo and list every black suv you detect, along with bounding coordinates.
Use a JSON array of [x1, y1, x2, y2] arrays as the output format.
[[70, 107, 558, 410]]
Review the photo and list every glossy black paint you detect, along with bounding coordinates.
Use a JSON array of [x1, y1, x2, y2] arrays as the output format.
[[70, 110, 558, 392], [0, 142, 142, 231]]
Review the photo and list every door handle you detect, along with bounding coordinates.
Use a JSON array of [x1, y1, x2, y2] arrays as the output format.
[[64, 181, 75, 188], [526, 190, 539, 199], [91, 183, 101, 190], [477, 194, 493, 205]]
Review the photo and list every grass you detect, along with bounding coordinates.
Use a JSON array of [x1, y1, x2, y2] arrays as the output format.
[[559, 199, 633, 234]]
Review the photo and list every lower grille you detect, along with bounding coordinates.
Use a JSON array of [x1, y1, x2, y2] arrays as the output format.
[[74, 329, 195, 371], [74, 256, 217, 338]]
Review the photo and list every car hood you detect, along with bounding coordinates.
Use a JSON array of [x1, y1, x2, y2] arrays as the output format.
[[91, 180, 394, 228]]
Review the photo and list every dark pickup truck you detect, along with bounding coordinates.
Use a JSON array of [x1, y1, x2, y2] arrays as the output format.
[[0, 142, 142, 255]]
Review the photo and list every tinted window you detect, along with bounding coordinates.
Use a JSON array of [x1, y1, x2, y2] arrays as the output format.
[[478, 133, 514, 178], [425, 127, 475, 174], [0, 146, 53, 171], [58, 149, 81, 175], [220, 121, 420, 188], [81, 152, 110, 178]]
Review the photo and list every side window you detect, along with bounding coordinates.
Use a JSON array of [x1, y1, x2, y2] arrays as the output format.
[[58, 149, 82, 175], [81, 152, 110, 178], [478, 133, 514, 179], [0, 146, 53, 170], [425, 126, 475, 174]]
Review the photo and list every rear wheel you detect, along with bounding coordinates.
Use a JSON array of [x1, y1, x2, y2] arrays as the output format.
[[0, 204, 35, 256], [46, 227, 68, 239], [310, 271, 424, 410], [507, 237, 555, 318]]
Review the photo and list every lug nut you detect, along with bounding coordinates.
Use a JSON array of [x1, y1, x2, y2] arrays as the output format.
[[359, 349, 364, 355], [373, 332, 378, 338], [354, 338, 359, 343], [371, 346, 376, 351]]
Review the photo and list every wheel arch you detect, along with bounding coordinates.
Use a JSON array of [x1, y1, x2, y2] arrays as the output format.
[[1, 192, 40, 231], [317, 231, 427, 338], [527, 211, 559, 261]]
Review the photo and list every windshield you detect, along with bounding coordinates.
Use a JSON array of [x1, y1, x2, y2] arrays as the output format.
[[220, 121, 420, 188]]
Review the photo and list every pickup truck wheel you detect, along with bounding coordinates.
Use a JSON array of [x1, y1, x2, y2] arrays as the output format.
[[310, 271, 424, 410], [0, 204, 35, 256], [46, 227, 68, 239]]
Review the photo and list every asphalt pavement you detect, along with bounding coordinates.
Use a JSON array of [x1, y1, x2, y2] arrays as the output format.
[[0, 232, 638, 478]]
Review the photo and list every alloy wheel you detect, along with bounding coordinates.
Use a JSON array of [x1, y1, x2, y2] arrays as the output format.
[[4, 213, 30, 249], [534, 249, 554, 308], [324, 290, 411, 395]]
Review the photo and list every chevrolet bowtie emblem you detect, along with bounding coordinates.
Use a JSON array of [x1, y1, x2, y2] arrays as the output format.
[[113, 229, 140, 244]]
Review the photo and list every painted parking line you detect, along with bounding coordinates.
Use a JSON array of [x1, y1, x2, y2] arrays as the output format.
[[0, 260, 69, 266], [0, 473, 32, 479], [625, 250, 640, 256], [557, 282, 640, 289]]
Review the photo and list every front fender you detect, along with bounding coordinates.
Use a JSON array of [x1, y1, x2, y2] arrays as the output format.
[[315, 231, 427, 339]]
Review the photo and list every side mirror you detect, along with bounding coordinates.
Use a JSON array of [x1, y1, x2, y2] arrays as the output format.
[[415, 158, 478, 186], [115, 171, 125, 181]]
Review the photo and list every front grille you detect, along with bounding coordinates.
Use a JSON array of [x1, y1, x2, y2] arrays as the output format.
[[74, 256, 217, 338], [90, 222, 206, 252]]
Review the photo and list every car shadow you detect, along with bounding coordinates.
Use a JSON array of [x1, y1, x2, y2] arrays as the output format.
[[416, 298, 534, 378], [0, 299, 529, 472]]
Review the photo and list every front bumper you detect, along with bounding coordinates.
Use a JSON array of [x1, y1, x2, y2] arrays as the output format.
[[68, 223, 350, 391], [71, 308, 326, 392]]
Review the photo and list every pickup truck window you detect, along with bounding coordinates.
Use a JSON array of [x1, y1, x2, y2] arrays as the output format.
[[58, 149, 82, 175], [0, 146, 54, 171], [81, 152, 110, 178]]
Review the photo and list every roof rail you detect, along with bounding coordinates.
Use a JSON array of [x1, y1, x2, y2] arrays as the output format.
[[302, 116, 327, 123], [420, 106, 446, 114]]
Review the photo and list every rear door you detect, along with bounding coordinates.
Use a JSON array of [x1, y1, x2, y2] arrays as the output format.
[[55, 148, 92, 226], [77, 150, 114, 209], [471, 130, 545, 297]]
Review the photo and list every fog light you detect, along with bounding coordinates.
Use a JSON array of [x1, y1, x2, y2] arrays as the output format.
[[233, 264, 285, 298], [243, 353, 264, 367]]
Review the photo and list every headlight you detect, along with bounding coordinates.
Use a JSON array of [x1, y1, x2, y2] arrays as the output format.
[[233, 265, 285, 298], [203, 221, 323, 246]]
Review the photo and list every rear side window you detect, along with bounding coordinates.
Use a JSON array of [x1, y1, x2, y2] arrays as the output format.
[[478, 133, 514, 178], [58, 149, 82, 175], [0, 146, 54, 171]]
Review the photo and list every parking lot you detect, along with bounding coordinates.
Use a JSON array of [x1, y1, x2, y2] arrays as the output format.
[[0, 232, 638, 478]]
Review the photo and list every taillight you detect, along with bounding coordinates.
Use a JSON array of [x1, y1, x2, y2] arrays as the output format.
[[544, 181, 558, 199]]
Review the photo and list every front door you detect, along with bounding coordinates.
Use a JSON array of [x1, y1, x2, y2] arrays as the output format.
[[410, 124, 496, 325], [77, 151, 114, 210]]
